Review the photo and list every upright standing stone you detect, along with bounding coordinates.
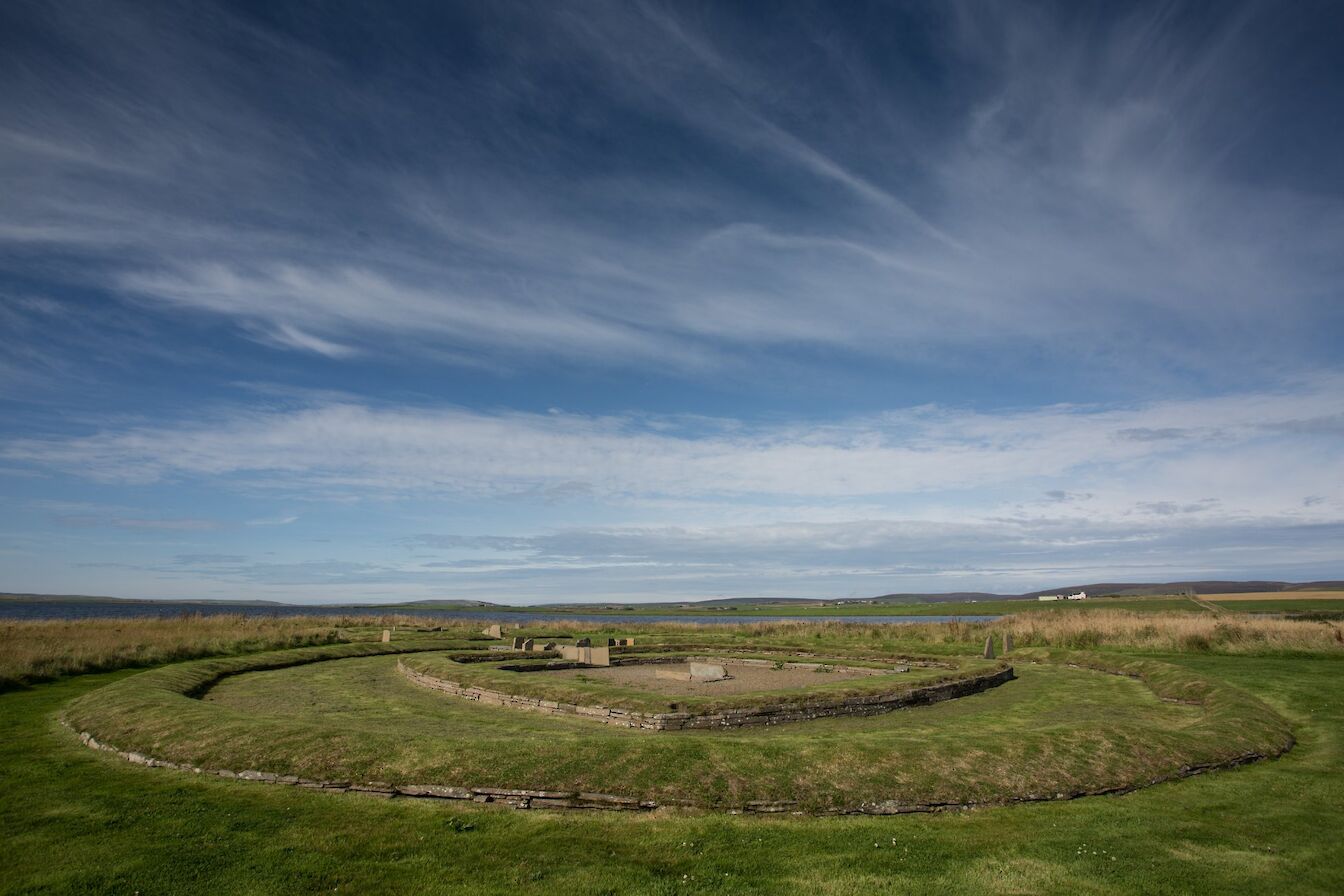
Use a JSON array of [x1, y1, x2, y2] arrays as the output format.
[[1003, 632, 1013, 653], [983, 636, 995, 659], [522, 638, 535, 651], [543, 641, 557, 650], [381, 629, 391, 643], [588, 646, 611, 666], [607, 638, 618, 647], [576, 637, 591, 648], [512, 636, 526, 650], [482, 624, 502, 639]]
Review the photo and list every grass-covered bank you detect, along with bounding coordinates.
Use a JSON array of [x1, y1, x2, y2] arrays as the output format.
[[2, 652, 1340, 894], [61, 636, 1289, 813]]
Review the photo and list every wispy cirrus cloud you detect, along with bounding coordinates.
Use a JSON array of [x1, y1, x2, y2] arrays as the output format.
[[2, 1, 1341, 382], [245, 514, 299, 527]]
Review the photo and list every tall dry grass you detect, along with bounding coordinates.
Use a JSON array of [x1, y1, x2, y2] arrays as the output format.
[[4, 608, 1338, 693], [494, 613, 1344, 655], [0, 614, 344, 691], [723, 610, 1344, 654], [976, 609, 1343, 654], [418, 612, 1344, 654]]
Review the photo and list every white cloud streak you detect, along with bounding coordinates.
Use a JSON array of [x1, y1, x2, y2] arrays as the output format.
[[3, 379, 1340, 523]]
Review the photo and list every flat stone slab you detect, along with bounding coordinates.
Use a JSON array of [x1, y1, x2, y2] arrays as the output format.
[[654, 662, 729, 682], [689, 662, 728, 682]]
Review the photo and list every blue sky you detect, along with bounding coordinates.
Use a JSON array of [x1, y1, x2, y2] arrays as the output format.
[[2, 0, 1342, 603]]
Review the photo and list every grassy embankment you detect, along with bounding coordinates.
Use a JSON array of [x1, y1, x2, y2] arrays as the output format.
[[60, 622, 1292, 813], [3, 612, 1342, 893]]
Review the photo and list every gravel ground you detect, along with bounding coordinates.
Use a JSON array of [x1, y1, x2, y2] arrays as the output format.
[[546, 660, 873, 695]]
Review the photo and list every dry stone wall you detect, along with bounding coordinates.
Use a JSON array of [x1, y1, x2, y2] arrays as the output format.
[[397, 657, 1014, 730]]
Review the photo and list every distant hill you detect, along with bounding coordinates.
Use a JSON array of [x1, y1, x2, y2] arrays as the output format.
[[381, 599, 504, 609], [0, 592, 289, 606], [867, 592, 1005, 604]]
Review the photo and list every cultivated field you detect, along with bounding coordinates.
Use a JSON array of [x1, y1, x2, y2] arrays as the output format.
[[3, 611, 1342, 894], [1205, 590, 1344, 601]]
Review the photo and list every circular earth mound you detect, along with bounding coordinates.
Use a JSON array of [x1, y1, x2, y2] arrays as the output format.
[[61, 639, 1294, 814]]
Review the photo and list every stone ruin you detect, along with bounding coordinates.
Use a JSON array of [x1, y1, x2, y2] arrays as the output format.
[[556, 644, 610, 666], [655, 661, 729, 683], [481, 624, 502, 639], [399, 654, 1012, 731], [606, 637, 635, 647]]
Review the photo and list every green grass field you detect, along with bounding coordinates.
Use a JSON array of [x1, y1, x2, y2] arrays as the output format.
[[468, 593, 1344, 619], [1206, 599, 1344, 615], [484, 597, 1210, 617], [4, 618, 1342, 894]]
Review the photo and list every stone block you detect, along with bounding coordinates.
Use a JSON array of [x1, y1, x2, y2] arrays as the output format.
[[576, 637, 591, 647], [1003, 632, 1013, 653], [512, 636, 526, 649], [983, 636, 995, 659], [522, 638, 535, 651], [482, 624, 502, 639], [689, 662, 728, 682], [588, 646, 611, 666], [381, 629, 391, 643]]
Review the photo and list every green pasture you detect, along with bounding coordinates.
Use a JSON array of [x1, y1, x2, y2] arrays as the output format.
[[1206, 598, 1344, 615], [478, 597, 1206, 617], [62, 635, 1287, 814], [463, 594, 1344, 618], [3, 626, 1341, 894]]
